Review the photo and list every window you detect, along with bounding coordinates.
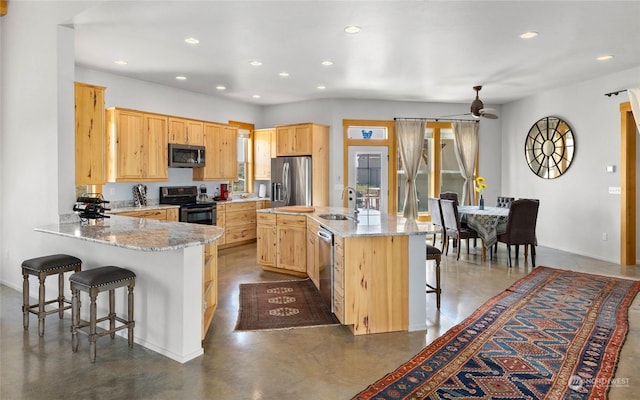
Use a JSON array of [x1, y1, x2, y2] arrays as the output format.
[[396, 132, 432, 214], [232, 130, 250, 193]]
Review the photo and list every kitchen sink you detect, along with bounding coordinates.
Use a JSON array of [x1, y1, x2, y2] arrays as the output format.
[[318, 213, 356, 221]]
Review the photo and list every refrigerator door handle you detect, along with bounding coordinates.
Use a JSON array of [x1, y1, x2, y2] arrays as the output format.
[[283, 162, 290, 205]]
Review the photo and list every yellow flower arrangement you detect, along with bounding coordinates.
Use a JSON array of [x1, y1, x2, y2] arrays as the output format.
[[474, 176, 487, 194]]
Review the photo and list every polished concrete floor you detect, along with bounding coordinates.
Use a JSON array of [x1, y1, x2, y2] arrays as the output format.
[[1, 242, 639, 399]]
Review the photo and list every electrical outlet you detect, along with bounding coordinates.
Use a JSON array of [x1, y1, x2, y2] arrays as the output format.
[[608, 187, 621, 195], [602, 232, 608, 241]]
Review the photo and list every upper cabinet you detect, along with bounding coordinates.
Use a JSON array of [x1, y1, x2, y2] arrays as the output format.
[[75, 82, 107, 185], [106, 108, 169, 182], [193, 122, 238, 181], [254, 128, 275, 180], [168, 117, 204, 146], [275, 123, 330, 206]]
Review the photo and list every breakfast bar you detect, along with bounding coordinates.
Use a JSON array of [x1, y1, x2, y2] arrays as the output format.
[[35, 216, 223, 363]]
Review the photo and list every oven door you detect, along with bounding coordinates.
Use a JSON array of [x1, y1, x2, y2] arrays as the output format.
[[180, 205, 216, 225]]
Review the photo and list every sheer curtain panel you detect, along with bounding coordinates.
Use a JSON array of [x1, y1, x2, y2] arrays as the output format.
[[452, 122, 479, 205], [628, 88, 640, 132], [396, 119, 425, 219]]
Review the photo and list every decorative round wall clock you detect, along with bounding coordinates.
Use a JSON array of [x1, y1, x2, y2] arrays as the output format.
[[524, 116, 575, 179]]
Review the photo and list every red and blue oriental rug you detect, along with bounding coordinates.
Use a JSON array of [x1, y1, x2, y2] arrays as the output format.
[[353, 266, 640, 399]]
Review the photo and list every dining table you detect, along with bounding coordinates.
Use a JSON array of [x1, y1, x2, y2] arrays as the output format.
[[457, 205, 510, 261]]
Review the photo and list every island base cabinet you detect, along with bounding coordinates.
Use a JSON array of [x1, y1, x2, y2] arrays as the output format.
[[203, 242, 218, 340], [341, 235, 409, 335]]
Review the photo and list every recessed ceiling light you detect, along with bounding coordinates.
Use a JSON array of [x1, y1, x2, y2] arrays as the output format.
[[114, 60, 128, 65], [250, 60, 263, 67], [519, 31, 538, 39], [344, 26, 361, 34], [321, 60, 333, 66], [175, 76, 187, 80], [184, 37, 200, 45], [279, 72, 290, 77], [596, 54, 614, 61], [252, 94, 261, 99], [215, 85, 226, 91], [317, 85, 326, 90]]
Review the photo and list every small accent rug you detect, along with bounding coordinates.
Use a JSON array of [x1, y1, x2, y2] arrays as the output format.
[[353, 266, 640, 400], [235, 279, 339, 331]]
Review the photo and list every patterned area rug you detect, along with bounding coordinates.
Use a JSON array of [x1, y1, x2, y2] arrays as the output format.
[[353, 266, 640, 399], [235, 279, 339, 331]]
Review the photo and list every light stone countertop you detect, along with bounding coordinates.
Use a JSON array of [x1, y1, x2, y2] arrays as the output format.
[[108, 204, 180, 214], [257, 206, 435, 238], [35, 216, 224, 252]]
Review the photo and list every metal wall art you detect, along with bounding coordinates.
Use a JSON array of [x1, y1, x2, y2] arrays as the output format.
[[524, 116, 575, 179]]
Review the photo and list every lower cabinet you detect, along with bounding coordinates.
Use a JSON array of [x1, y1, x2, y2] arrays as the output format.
[[333, 235, 345, 324], [306, 218, 320, 289], [217, 201, 260, 249], [112, 207, 178, 221], [257, 213, 307, 277], [202, 242, 218, 340]]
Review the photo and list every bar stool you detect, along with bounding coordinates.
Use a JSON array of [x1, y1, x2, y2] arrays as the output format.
[[69, 266, 136, 363], [426, 244, 442, 309], [21, 254, 82, 336]]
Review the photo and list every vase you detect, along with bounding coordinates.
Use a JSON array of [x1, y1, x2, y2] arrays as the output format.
[[479, 195, 485, 210]]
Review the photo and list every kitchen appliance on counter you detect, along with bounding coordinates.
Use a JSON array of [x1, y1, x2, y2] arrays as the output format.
[[198, 184, 209, 202], [73, 194, 111, 221], [219, 184, 229, 201], [159, 186, 216, 225], [270, 156, 312, 208], [168, 144, 206, 168]]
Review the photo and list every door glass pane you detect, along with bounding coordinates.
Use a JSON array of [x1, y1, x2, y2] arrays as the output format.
[[397, 132, 432, 214], [355, 153, 381, 211], [440, 129, 465, 201]]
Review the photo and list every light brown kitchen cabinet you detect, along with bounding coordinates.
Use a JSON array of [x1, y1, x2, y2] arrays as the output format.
[[254, 128, 275, 180], [168, 117, 204, 145], [306, 217, 320, 289], [217, 201, 262, 249], [256, 213, 276, 266], [202, 242, 218, 339], [111, 207, 178, 221], [274, 123, 330, 206], [193, 123, 238, 180], [333, 235, 345, 324], [106, 108, 169, 182], [276, 214, 307, 274], [75, 82, 107, 185]]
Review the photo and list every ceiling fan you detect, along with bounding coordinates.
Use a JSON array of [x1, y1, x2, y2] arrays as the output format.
[[468, 85, 498, 119]]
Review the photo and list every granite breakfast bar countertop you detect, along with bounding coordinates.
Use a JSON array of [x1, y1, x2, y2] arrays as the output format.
[[35, 216, 224, 251]]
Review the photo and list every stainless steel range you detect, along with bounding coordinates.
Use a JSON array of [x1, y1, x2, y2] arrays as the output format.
[[159, 186, 216, 225]]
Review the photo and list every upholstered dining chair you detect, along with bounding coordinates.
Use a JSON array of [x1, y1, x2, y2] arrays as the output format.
[[440, 199, 479, 260], [439, 191, 459, 206], [496, 199, 540, 267], [428, 197, 446, 251], [496, 196, 515, 208]]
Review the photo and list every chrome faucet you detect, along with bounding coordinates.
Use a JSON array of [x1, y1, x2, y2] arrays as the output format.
[[341, 186, 359, 219]]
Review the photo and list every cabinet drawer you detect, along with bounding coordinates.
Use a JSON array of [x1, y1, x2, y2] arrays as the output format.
[[334, 254, 344, 291], [225, 210, 257, 227], [257, 213, 276, 224], [225, 225, 257, 243], [224, 202, 256, 212], [116, 209, 167, 220], [276, 214, 306, 228], [333, 286, 345, 323]]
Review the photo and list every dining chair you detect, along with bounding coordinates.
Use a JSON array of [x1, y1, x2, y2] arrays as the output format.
[[439, 191, 459, 206], [496, 196, 515, 208], [496, 199, 540, 267], [440, 199, 479, 260], [428, 197, 446, 251]]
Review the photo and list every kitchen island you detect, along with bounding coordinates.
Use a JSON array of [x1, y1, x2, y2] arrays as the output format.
[[257, 206, 431, 335], [35, 216, 223, 363]]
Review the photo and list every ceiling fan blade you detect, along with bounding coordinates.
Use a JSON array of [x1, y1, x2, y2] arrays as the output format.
[[479, 108, 498, 119]]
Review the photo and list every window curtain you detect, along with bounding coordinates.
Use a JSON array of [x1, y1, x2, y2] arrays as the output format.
[[628, 88, 640, 133], [451, 122, 479, 205], [396, 119, 425, 220]]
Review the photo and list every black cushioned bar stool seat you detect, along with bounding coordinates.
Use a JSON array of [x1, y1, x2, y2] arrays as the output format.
[[21, 254, 82, 336], [426, 244, 442, 309], [69, 266, 136, 363]]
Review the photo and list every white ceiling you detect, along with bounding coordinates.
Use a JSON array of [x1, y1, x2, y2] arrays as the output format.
[[72, 1, 640, 108]]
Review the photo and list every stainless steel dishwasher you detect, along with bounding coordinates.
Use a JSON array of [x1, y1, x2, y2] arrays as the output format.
[[317, 226, 334, 312]]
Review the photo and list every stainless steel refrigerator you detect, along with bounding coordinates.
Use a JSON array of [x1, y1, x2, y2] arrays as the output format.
[[270, 156, 312, 207]]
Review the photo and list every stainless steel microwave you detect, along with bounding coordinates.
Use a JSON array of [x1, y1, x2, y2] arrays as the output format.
[[168, 144, 206, 168]]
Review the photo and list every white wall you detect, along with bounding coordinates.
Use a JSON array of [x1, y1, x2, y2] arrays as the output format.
[[501, 67, 640, 263], [263, 99, 503, 207]]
